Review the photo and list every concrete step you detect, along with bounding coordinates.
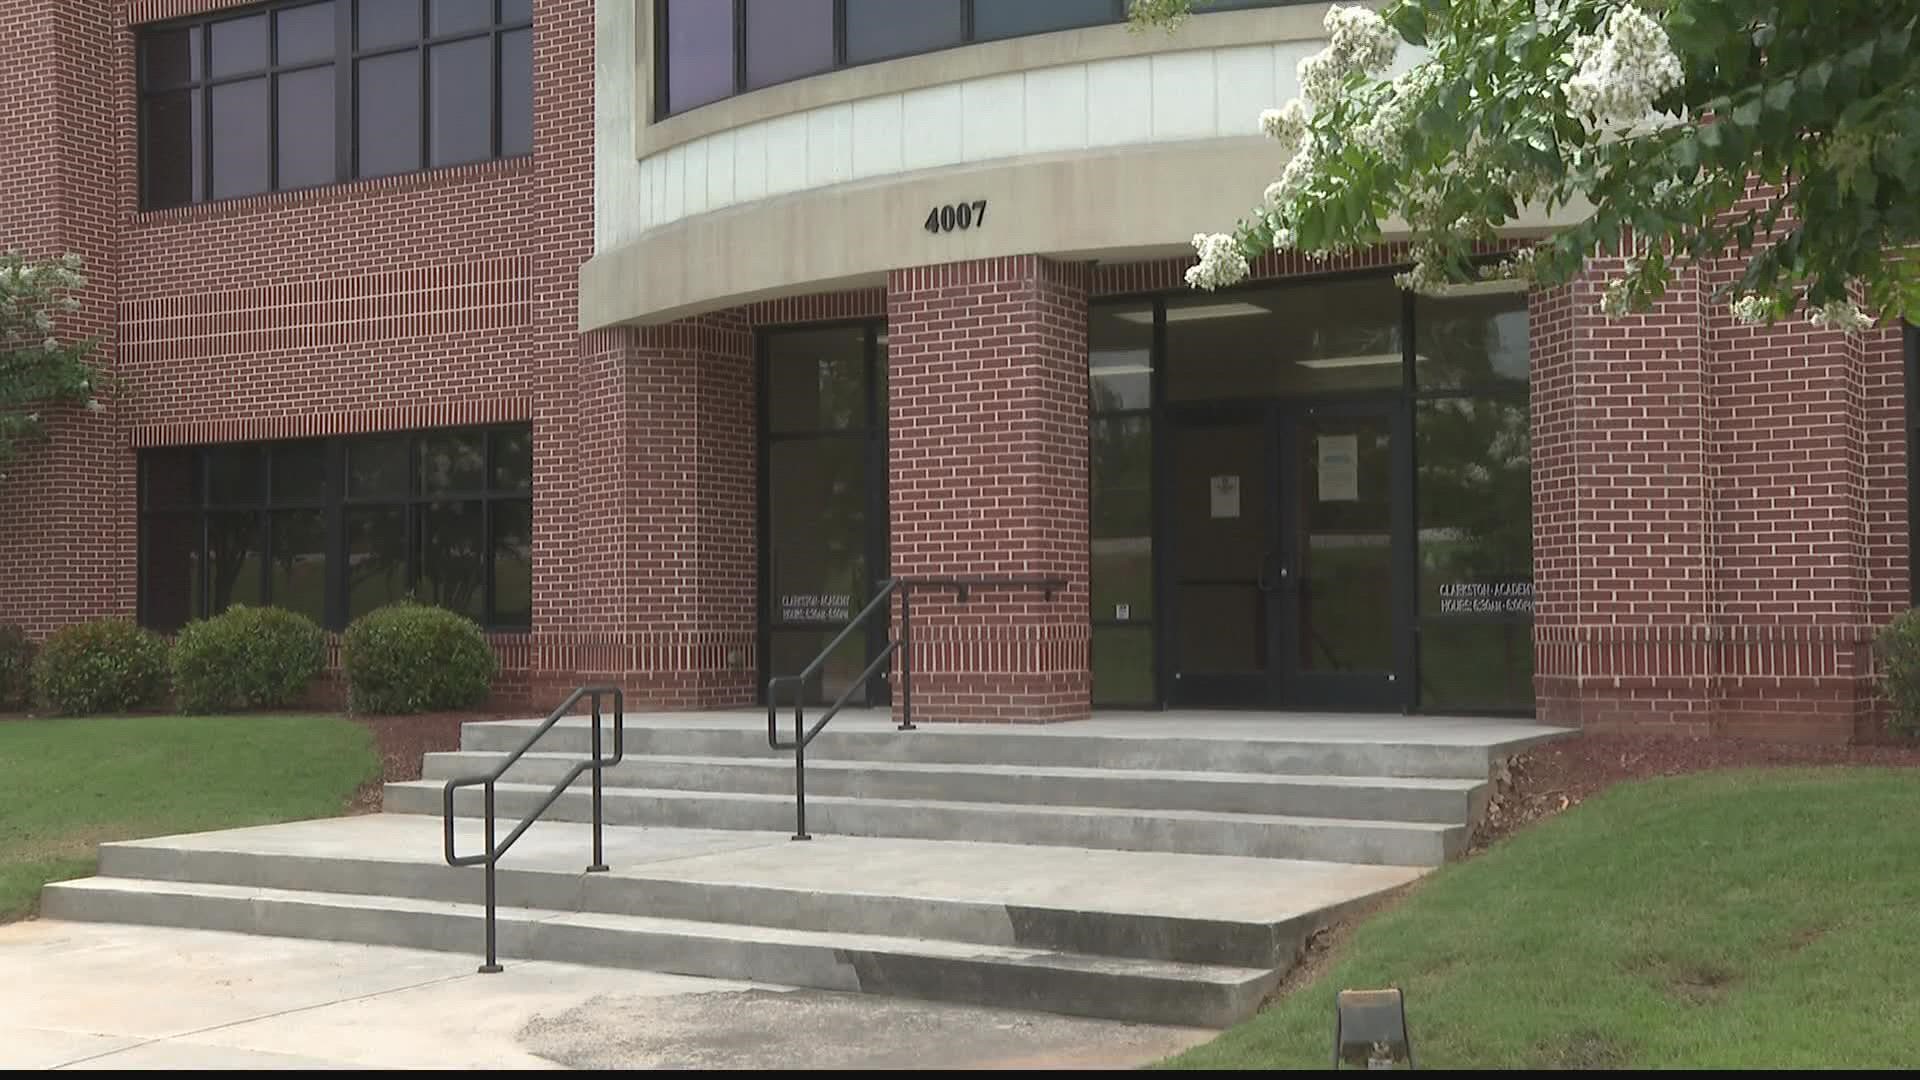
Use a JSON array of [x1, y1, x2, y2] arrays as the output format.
[[387, 780, 1465, 865], [91, 817, 1423, 968], [459, 715, 1543, 780], [420, 750, 1486, 824], [42, 876, 1279, 1027]]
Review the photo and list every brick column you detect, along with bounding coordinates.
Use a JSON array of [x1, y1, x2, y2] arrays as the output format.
[[886, 256, 1091, 722], [1533, 258, 1903, 743], [0, 0, 133, 637], [565, 316, 756, 707]]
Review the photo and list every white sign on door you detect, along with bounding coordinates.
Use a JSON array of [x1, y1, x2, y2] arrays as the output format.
[[1210, 474, 1241, 518], [1317, 435, 1359, 502]]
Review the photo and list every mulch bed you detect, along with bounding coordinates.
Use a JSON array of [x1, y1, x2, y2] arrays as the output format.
[[1471, 732, 1920, 851], [349, 710, 523, 812]]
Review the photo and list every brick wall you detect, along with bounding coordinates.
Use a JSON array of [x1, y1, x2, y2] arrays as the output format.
[[885, 256, 1092, 722]]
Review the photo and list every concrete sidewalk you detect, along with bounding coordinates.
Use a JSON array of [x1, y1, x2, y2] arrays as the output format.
[[0, 920, 1212, 1069]]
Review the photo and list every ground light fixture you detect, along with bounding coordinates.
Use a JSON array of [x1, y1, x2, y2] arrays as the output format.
[[1332, 987, 1414, 1069]]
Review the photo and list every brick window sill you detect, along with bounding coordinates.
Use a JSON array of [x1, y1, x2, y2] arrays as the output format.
[[131, 155, 535, 226]]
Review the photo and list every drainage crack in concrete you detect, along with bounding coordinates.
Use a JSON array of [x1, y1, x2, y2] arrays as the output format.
[[46, 967, 489, 1069]]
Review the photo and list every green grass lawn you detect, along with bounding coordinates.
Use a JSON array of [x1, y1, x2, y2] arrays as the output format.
[[0, 714, 379, 922], [1165, 767, 1920, 1070]]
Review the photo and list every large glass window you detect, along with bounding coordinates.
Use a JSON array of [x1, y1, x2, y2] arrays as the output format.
[[138, 0, 534, 209], [139, 425, 533, 632], [657, 1, 1305, 118], [1165, 279, 1405, 401], [1089, 302, 1156, 705], [762, 323, 888, 707]]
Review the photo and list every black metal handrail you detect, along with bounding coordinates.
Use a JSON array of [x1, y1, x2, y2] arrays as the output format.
[[766, 575, 1066, 840], [443, 684, 624, 973]]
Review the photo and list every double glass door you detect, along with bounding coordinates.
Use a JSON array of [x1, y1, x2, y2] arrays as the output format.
[[1165, 400, 1409, 709]]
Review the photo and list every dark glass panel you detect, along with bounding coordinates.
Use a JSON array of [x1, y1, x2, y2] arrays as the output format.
[[1415, 285, 1529, 390], [141, 27, 200, 88], [143, 449, 198, 510], [1092, 416, 1152, 622], [358, 0, 422, 49], [1092, 627, 1154, 705], [143, 90, 203, 208], [663, 0, 735, 114], [206, 445, 264, 505], [500, 28, 533, 156], [768, 440, 867, 624], [767, 325, 868, 432], [420, 430, 487, 493], [1165, 280, 1403, 400], [357, 51, 423, 178], [209, 77, 271, 199], [348, 436, 410, 498], [269, 508, 329, 623], [276, 2, 337, 66], [275, 66, 337, 189], [490, 427, 532, 492], [417, 500, 486, 620], [209, 14, 269, 77], [429, 0, 493, 35], [501, 0, 532, 23], [743, 0, 835, 90], [1415, 396, 1531, 618], [206, 511, 265, 613], [271, 441, 328, 503], [142, 513, 201, 632], [769, 629, 873, 708], [1293, 416, 1394, 674], [845, 0, 964, 63], [1089, 302, 1154, 413], [1176, 583, 1262, 673], [1420, 621, 1534, 711], [491, 499, 533, 626], [974, 0, 1116, 41], [429, 36, 492, 166], [346, 506, 409, 618]]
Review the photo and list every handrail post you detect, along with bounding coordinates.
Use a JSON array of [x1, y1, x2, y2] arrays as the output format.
[[793, 701, 810, 840], [479, 782, 501, 974], [586, 692, 608, 873], [898, 584, 915, 731]]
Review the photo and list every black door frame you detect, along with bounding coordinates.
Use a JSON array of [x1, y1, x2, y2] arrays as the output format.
[[1161, 393, 1415, 711]]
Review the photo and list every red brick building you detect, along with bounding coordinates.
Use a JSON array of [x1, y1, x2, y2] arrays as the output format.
[[2, 0, 1909, 740]]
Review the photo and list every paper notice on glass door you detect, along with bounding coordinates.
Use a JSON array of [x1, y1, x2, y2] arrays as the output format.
[[1317, 435, 1359, 501], [1210, 475, 1240, 518]]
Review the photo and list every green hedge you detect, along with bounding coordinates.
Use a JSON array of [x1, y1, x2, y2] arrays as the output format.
[[171, 605, 326, 714], [0, 625, 32, 710], [31, 619, 170, 716], [342, 602, 494, 714], [1875, 609, 1920, 737]]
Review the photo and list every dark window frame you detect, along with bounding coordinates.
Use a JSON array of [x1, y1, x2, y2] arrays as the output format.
[[137, 424, 534, 633], [655, 0, 1316, 119], [138, 0, 534, 210]]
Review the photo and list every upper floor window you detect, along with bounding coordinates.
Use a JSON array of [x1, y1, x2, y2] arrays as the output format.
[[655, 0, 1301, 119], [139, 0, 534, 210]]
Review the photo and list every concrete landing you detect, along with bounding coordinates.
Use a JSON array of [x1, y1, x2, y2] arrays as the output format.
[[0, 921, 1209, 1069]]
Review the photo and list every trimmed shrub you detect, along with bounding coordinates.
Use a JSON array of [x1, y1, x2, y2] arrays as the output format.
[[31, 619, 170, 716], [342, 602, 494, 714], [170, 605, 326, 714], [1875, 609, 1920, 737], [0, 625, 33, 710]]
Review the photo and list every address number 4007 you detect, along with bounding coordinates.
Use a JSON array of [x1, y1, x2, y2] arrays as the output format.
[[924, 200, 987, 234]]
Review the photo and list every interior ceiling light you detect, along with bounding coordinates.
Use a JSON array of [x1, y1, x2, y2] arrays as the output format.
[[1296, 352, 1403, 369], [1113, 302, 1269, 324]]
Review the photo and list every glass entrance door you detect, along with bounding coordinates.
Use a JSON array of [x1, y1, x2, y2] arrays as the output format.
[[1165, 401, 1408, 709]]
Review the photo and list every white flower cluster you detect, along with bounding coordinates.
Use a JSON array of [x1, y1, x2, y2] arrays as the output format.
[[1264, 142, 1321, 211], [1729, 295, 1772, 324], [1258, 100, 1309, 158], [1352, 93, 1408, 159], [1807, 300, 1873, 332], [1490, 246, 1539, 282], [1393, 243, 1453, 295], [1599, 275, 1635, 317], [1186, 232, 1250, 291], [1562, 5, 1682, 131], [1297, 4, 1399, 109]]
